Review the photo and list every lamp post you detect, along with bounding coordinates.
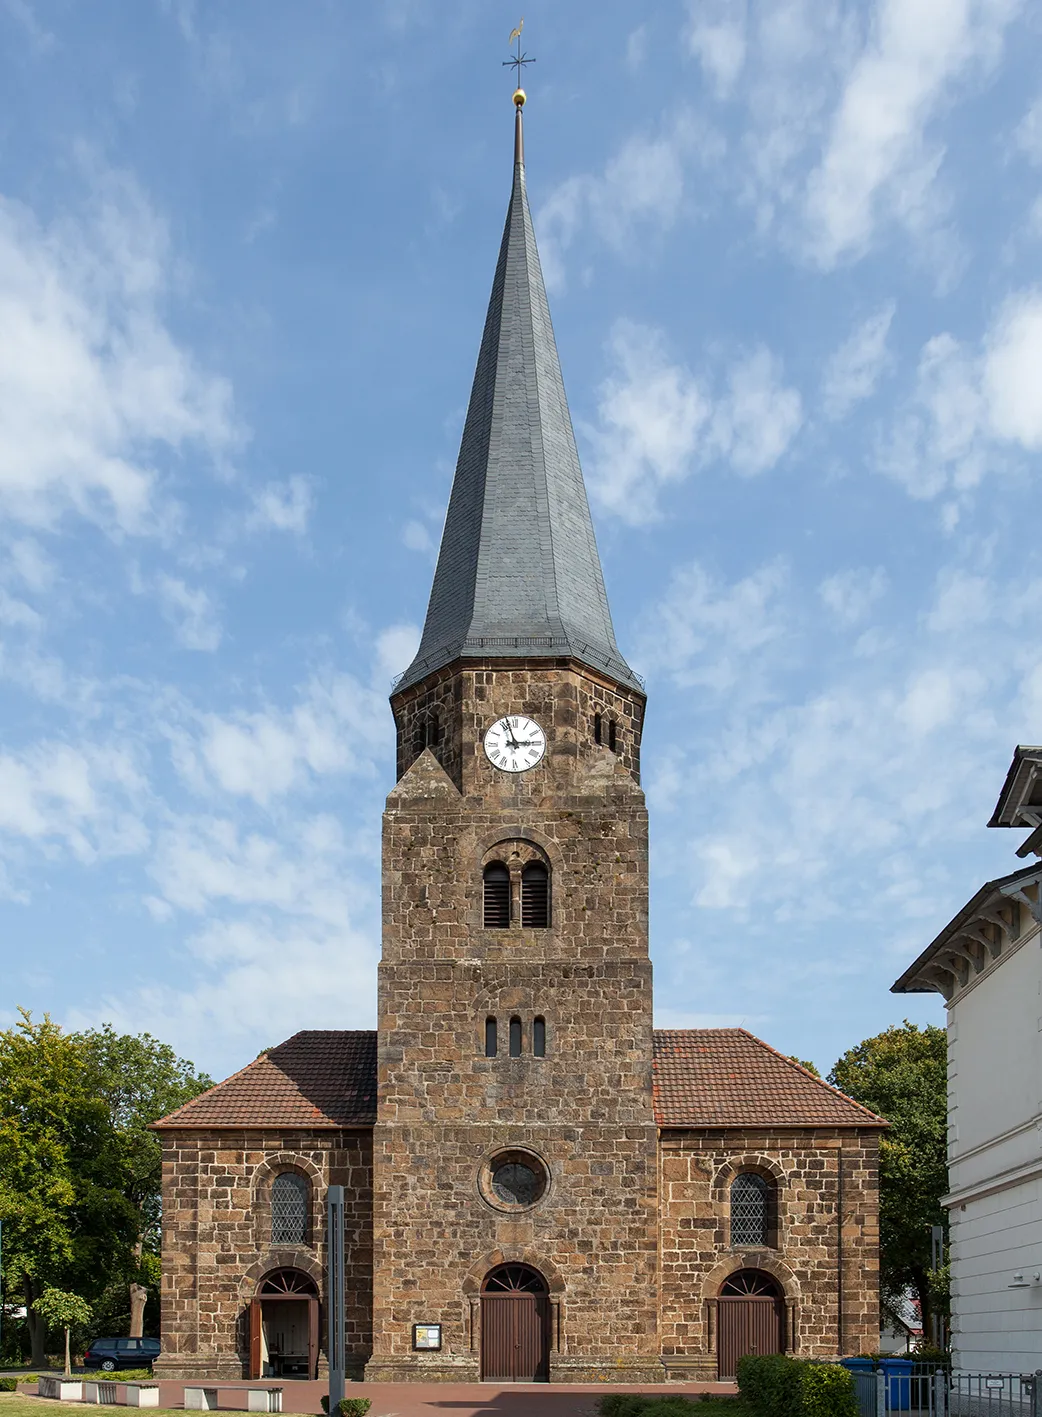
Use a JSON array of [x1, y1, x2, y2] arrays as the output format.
[[326, 1188, 345, 1413]]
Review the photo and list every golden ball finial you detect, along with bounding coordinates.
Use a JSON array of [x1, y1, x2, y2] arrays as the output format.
[[513, 88, 526, 108]]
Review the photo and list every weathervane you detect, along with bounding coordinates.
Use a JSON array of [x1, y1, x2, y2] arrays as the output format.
[[503, 18, 535, 104]]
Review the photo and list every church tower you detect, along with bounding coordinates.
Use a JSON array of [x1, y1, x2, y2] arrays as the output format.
[[366, 95, 660, 1384]]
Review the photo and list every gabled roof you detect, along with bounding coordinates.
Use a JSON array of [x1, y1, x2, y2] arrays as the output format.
[[152, 1031, 377, 1130], [396, 106, 639, 696], [891, 862, 1042, 1000], [153, 1027, 885, 1132], [652, 1029, 887, 1129], [989, 745, 1042, 856]]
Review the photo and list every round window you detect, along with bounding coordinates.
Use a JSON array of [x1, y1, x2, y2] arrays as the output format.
[[479, 1148, 550, 1211]]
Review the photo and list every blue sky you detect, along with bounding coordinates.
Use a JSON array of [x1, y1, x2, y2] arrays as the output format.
[[1, 0, 1040, 1080]]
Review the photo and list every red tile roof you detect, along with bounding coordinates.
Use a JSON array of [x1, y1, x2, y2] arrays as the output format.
[[153, 1027, 884, 1131], [653, 1029, 886, 1129], [152, 1031, 377, 1130]]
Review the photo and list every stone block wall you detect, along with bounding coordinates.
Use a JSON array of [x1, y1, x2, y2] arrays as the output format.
[[658, 1128, 881, 1378], [155, 1129, 372, 1380]]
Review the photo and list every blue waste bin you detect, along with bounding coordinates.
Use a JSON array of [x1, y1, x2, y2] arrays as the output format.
[[880, 1359, 915, 1411]]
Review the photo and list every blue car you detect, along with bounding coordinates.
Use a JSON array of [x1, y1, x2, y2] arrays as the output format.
[[82, 1338, 160, 1372]]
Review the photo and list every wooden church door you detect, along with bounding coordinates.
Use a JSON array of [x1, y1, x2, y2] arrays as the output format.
[[480, 1265, 551, 1382]]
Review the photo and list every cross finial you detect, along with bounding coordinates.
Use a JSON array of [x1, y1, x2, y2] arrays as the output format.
[[503, 18, 535, 99]]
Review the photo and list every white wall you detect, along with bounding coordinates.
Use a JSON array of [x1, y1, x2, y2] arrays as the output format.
[[947, 924, 1042, 1371]]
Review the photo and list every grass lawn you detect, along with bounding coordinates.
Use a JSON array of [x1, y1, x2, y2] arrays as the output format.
[[0, 1399, 182, 1417]]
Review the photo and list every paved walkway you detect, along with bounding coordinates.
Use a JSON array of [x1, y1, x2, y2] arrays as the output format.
[[4, 1377, 737, 1416]]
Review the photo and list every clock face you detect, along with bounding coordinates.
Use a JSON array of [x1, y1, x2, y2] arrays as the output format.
[[483, 716, 546, 773]]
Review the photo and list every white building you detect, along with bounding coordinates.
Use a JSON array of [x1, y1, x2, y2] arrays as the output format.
[[893, 746, 1042, 1372]]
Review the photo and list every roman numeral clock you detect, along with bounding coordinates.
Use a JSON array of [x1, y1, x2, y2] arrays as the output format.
[[483, 716, 547, 773]]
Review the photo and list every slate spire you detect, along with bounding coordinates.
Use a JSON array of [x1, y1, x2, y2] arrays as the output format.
[[396, 100, 640, 695]]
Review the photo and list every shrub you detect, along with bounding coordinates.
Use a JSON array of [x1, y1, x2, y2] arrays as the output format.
[[336, 1402, 371, 1417], [0, 1378, 18, 1392], [737, 1354, 857, 1417]]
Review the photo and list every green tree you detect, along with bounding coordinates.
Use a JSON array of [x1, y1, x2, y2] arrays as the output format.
[[0, 1012, 137, 1364], [33, 1288, 92, 1376], [829, 1021, 948, 1341], [76, 1026, 211, 1336]]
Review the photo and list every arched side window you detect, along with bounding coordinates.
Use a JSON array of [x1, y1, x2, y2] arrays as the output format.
[[485, 1017, 498, 1058], [533, 1016, 546, 1057], [271, 1173, 309, 1246], [608, 719, 618, 753], [521, 862, 550, 928], [412, 712, 440, 755], [730, 1172, 772, 1248], [483, 863, 510, 928], [594, 713, 603, 745], [509, 1017, 522, 1058]]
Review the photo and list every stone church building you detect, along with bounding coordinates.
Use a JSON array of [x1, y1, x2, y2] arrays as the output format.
[[154, 99, 884, 1385]]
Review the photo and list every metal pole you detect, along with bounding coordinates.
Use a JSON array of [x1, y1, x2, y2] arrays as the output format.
[[876, 1369, 887, 1417], [326, 1187, 345, 1414]]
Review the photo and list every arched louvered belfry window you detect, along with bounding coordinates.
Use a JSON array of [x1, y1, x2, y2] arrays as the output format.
[[521, 861, 550, 928], [271, 1172, 309, 1245], [509, 1017, 522, 1058], [483, 863, 510, 928], [485, 1017, 498, 1057], [730, 1172, 772, 1248]]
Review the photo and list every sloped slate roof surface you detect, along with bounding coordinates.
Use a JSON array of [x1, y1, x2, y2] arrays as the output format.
[[652, 1029, 887, 1128], [152, 1031, 378, 1130], [155, 1027, 882, 1131], [397, 118, 639, 694]]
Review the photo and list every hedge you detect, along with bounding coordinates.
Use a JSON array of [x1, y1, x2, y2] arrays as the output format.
[[0, 1379, 18, 1392], [319, 1399, 371, 1417], [736, 1355, 858, 1417]]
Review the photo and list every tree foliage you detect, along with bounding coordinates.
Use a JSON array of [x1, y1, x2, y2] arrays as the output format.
[[0, 1010, 210, 1362], [829, 1021, 948, 1339], [33, 1289, 92, 1376]]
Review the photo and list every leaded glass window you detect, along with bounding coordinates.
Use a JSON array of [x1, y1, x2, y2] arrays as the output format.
[[271, 1173, 308, 1245], [730, 1172, 770, 1247]]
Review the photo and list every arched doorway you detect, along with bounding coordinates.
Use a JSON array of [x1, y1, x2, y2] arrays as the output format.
[[248, 1269, 319, 1380], [717, 1270, 785, 1379], [480, 1264, 551, 1383]]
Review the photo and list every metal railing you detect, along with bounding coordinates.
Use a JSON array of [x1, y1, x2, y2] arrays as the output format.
[[848, 1365, 1039, 1417]]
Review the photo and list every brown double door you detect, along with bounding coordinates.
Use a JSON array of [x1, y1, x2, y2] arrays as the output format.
[[717, 1295, 784, 1379], [480, 1294, 551, 1382]]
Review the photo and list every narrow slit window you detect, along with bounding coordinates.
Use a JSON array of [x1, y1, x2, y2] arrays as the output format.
[[594, 713, 602, 745], [521, 862, 550, 929], [509, 1017, 522, 1057], [533, 1017, 546, 1057], [485, 1016, 498, 1058], [427, 713, 440, 747], [483, 863, 510, 928], [608, 719, 617, 753], [413, 719, 426, 756]]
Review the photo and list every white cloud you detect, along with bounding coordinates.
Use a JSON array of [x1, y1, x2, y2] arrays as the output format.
[[982, 290, 1042, 449], [401, 518, 435, 557], [583, 325, 801, 523], [819, 567, 888, 625], [537, 123, 697, 291], [638, 558, 790, 692], [1015, 94, 1042, 164], [582, 322, 709, 524], [821, 301, 895, 419], [0, 740, 147, 866], [247, 476, 313, 533], [685, 0, 747, 97], [804, 0, 1020, 266], [157, 575, 222, 651], [880, 287, 1042, 499], [0, 171, 237, 533], [709, 346, 803, 475]]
